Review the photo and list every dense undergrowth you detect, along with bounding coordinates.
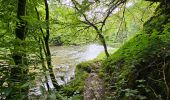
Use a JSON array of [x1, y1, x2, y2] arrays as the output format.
[[101, 1, 170, 100]]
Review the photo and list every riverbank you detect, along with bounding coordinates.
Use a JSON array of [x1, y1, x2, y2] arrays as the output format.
[[50, 43, 115, 85], [58, 60, 105, 99], [28, 43, 116, 99]]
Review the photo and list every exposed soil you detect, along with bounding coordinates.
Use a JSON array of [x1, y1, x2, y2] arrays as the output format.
[[83, 61, 105, 100]]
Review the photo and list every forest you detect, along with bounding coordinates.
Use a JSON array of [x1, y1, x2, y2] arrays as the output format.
[[0, 0, 170, 100]]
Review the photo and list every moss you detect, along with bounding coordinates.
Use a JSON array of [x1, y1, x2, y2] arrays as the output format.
[[101, 2, 170, 100], [60, 60, 101, 99]]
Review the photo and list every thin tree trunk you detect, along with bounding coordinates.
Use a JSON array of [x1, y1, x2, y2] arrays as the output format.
[[44, 0, 59, 89], [97, 31, 110, 57], [39, 39, 50, 91], [35, 7, 50, 91]]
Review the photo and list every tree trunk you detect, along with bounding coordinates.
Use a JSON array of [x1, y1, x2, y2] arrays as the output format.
[[11, 0, 27, 87], [44, 0, 59, 89], [35, 6, 50, 91], [40, 39, 51, 91], [10, 0, 28, 99], [97, 31, 110, 57]]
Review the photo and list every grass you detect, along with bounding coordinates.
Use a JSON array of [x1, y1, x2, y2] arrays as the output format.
[[96, 48, 118, 60]]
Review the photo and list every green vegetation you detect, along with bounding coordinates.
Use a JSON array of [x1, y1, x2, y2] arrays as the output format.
[[97, 49, 118, 60], [100, 2, 170, 100], [1, 0, 169, 100], [57, 60, 101, 99]]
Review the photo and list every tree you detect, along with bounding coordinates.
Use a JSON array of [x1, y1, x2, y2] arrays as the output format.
[[33, 0, 60, 90], [70, 0, 127, 57], [43, 0, 59, 89], [9, 0, 28, 98]]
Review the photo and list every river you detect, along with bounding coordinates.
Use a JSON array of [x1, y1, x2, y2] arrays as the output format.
[[29, 43, 114, 97], [51, 43, 112, 85]]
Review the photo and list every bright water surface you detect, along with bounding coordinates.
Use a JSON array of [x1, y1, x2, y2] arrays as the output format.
[[51, 43, 112, 85]]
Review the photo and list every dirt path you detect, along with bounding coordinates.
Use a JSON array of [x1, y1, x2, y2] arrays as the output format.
[[83, 61, 105, 100]]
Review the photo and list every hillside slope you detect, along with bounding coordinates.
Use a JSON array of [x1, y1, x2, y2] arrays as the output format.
[[102, 1, 170, 100]]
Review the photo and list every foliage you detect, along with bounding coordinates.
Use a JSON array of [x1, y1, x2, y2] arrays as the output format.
[[48, 0, 157, 46], [49, 4, 97, 45], [0, 0, 57, 99], [0, 0, 161, 99], [104, 0, 158, 44], [101, 2, 170, 99]]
